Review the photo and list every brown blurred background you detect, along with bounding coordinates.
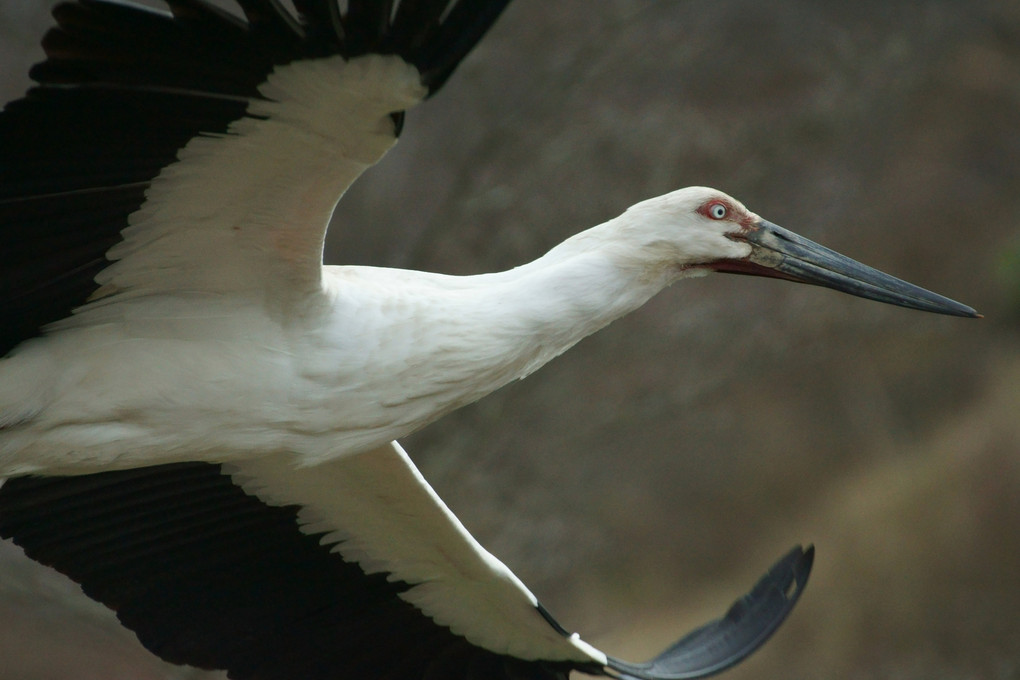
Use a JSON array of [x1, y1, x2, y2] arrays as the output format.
[[2, 1, 1019, 678]]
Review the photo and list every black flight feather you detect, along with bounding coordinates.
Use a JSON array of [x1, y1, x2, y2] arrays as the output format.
[[0, 0, 512, 357]]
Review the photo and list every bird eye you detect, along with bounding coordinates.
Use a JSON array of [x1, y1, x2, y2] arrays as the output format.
[[708, 202, 728, 220]]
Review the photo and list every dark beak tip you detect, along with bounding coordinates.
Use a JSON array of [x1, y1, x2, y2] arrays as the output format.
[[939, 300, 981, 319], [745, 220, 982, 320]]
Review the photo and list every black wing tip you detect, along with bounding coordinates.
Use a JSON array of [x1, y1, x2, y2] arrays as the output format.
[[1, 0, 510, 356], [330, 0, 513, 96], [606, 544, 813, 680], [766, 543, 813, 597]]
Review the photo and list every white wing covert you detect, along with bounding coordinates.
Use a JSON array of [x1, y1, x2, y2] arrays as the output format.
[[95, 53, 424, 302], [0, 442, 812, 680], [0, 2, 815, 679], [0, 0, 508, 355]]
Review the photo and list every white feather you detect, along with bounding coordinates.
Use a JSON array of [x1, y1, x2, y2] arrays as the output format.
[[227, 442, 608, 663], [0, 187, 750, 473]]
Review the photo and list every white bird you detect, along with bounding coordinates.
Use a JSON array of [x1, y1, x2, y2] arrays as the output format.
[[0, 1, 977, 679]]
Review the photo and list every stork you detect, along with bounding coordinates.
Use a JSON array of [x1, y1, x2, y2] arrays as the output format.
[[0, 1, 977, 679]]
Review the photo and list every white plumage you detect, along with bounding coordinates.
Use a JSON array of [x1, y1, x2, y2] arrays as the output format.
[[0, 2, 976, 680], [1, 177, 753, 474]]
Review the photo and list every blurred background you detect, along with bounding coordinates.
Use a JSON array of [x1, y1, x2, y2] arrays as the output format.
[[1, 0, 1019, 678]]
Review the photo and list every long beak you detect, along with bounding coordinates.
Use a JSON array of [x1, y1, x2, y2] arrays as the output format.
[[712, 220, 979, 317]]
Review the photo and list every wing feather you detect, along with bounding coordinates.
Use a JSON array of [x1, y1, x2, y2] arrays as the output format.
[[82, 53, 424, 307], [229, 442, 605, 663], [0, 442, 811, 680], [0, 0, 512, 356], [0, 450, 590, 680]]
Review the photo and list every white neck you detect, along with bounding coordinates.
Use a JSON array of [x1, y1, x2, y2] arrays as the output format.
[[321, 213, 682, 444], [477, 220, 679, 376]]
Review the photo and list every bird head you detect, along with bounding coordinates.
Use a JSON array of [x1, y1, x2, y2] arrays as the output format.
[[624, 186, 977, 317]]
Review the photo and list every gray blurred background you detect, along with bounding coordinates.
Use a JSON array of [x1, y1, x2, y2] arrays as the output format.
[[2, 1, 1019, 678]]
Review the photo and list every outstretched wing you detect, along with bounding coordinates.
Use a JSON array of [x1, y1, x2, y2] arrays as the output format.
[[0, 4, 813, 679], [0, 0, 511, 357], [0, 442, 812, 680]]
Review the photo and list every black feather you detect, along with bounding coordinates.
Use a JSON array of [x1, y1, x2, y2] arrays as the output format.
[[0, 0, 512, 357], [0, 464, 580, 680]]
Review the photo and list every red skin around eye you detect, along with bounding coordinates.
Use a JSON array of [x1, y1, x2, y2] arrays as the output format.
[[697, 200, 757, 230], [697, 201, 730, 220]]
